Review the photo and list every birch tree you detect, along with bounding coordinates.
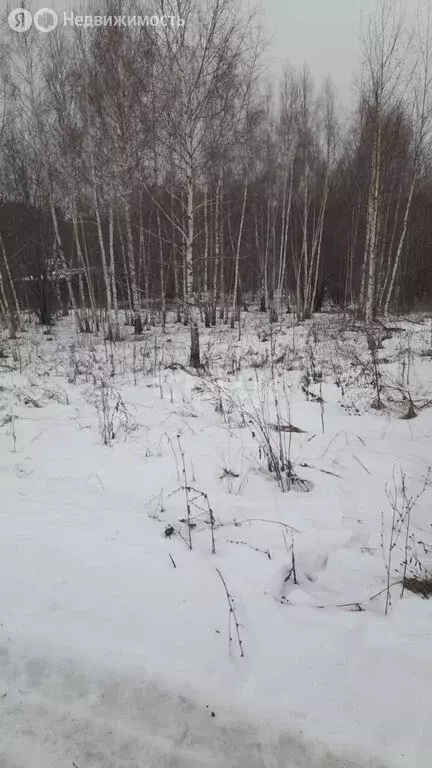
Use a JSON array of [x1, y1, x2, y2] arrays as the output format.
[[154, 0, 259, 365], [383, 0, 432, 314], [360, 0, 406, 322]]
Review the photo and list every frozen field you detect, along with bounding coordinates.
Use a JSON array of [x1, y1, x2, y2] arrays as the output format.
[[1, 311, 431, 767]]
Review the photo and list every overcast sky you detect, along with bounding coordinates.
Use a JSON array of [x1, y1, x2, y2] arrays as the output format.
[[262, 0, 378, 100], [19, 0, 391, 106]]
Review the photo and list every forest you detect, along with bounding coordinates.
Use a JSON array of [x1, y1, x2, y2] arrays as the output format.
[[0, 0, 431, 361]]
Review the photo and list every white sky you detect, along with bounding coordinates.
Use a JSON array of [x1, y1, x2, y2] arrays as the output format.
[[262, 0, 378, 100]]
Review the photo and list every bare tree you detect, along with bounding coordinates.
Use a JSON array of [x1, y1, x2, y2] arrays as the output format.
[[383, 0, 432, 314], [152, 0, 260, 364], [360, 0, 406, 322]]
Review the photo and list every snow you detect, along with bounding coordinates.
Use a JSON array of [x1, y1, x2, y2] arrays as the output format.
[[1, 312, 432, 767]]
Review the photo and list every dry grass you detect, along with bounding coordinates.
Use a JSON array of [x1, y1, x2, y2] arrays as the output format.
[[403, 575, 432, 598]]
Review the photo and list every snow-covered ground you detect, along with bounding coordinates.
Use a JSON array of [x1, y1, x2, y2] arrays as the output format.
[[1, 311, 432, 768]]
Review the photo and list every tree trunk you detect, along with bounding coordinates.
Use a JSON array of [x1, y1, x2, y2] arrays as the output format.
[[212, 171, 222, 324], [108, 206, 120, 339], [0, 233, 20, 324], [384, 176, 415, 315], [157, 209, 166, 331], [185, 163, 200, 368], [125, 200, 141, 333], [364, 119, 382, 323], [230, 177, 248, 328], [50, 197, 81, 329], [90, 154, 112, 331]]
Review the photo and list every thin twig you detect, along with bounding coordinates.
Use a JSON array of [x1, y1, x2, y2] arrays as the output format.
[[177, 435, 192, 549], [232, 517, 299, 532], [216, 568, 244, 658], [352, 453, 371, 475]]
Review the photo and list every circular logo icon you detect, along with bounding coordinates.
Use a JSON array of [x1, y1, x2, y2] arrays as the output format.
[[8, 8, 33, 32], [33, 8, 58, 32]]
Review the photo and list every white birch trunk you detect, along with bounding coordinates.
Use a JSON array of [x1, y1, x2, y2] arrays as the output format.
[[212, 171, 222, 323], [125, 201, 141, 331], [90, 155, 112, 328], [50, 197, 80, 328], [230, 178, 248, 328], [384, 177, 415, 316], [364, 120, 382, 324], [108, 207, 120, 338], [0, 233, 20, 321]]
